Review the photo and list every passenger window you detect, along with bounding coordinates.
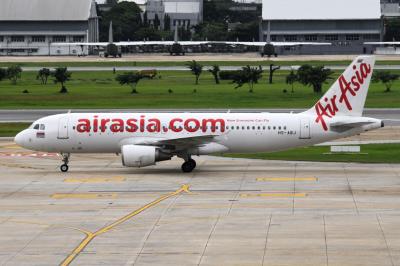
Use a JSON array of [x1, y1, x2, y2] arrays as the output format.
[[273, 126, 276, 130], [33, 124, 39, 130], [268, 126, 271, 130], [258, 126, 260, 130], [236, 126, 239, 130], [252, 126, 255, 130], [40, 124, 45, 130], [284, 126, 287, 130], [278, 126, 281, 130]]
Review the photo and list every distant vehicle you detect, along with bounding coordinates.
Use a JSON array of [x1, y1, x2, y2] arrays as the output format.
[[15, 56, 383, 173], [223, 41, 332, 57]]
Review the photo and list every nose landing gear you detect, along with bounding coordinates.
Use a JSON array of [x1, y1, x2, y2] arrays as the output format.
[[60, 153, 70, 172], [181, 158, 196, 173]]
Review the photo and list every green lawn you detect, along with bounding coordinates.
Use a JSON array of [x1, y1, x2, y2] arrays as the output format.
[[0, 70, 399, 109], [0, 123, 30, 137], [224, 144, 400, 164], [0, 59, 400, 68]]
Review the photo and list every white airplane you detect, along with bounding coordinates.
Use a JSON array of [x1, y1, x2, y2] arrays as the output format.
[[15, 55, 383, 173], [52, 22, 330, 57]]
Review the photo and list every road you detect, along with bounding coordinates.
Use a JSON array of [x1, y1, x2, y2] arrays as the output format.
[[19, 65, 400, 72], [0, 108, 399, 125]]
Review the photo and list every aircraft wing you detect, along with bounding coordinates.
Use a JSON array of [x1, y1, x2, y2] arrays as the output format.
[[223, 41, 332, 47], [120, 134, 220, 150], [51, 42, 110, 47], [115, 41, 209, 46], [364, 42, 400, 45]]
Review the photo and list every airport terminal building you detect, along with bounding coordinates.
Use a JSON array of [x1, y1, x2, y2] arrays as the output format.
[[260, 0, 383, 55], [0, 0, 99, 56]]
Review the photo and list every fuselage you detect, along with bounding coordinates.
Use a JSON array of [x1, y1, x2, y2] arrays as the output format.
[[15, 112, 382, 154]]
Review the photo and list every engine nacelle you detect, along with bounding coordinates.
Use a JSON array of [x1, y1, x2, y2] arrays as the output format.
[[121, 145, 171, 168]]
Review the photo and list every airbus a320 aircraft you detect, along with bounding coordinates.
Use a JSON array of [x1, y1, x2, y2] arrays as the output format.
[[15, 56, 383, 173]]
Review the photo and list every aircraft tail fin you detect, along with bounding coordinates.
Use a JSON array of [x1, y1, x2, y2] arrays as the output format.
[[304, 56, 375, 127]]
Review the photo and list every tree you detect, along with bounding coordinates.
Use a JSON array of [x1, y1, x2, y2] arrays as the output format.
[[208, 65, 220, 84], [154, 14, 160, 30], [372, 71, 399, 92], [37, 68, 51, 85], [164, 14, 171, 31], [297, 65, 334, 93], [143, 11, 148, 27], [116, 72, 143, 94], [0, 68, 7, 82], [186, 60, 203, 85], [268, 64, 280, 84], [286, 70, 298, 93], [7, 65, 22, 85], [232, 65, 263, 93], [52, 67, 71, 93], [99, 2, 143, 42]]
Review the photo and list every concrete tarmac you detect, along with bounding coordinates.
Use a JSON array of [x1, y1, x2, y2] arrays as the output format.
[[0, 141, 399, 266]]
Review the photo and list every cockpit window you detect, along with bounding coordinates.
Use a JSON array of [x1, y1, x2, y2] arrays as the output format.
[[33, 124, 40, 130], [40, 124, 45, 130]]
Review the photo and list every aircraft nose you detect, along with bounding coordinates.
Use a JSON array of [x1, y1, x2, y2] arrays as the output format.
[[14, 131, 26, 147]]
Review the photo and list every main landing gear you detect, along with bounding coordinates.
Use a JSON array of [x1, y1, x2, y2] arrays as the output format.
[[181, 158, 196, 173], [60, 153, 70, 172]]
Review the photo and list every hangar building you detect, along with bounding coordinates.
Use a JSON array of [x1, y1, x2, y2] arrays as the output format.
[[0, 0, 99, 56], [260, 0, 382, 54]]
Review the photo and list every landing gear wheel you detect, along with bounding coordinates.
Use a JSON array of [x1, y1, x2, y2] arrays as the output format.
[[60, 164, 69, 172], [60, 153, 70, 173], [181, 159, 196, 173], [188, 158, 196, 168]]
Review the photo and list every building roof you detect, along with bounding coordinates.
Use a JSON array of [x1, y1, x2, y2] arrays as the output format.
[[262, 0, 381, 20], [0, 0, 95, 21]]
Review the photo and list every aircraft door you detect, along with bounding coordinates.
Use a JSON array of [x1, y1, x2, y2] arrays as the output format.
[[299, 118, 311, 139], [58, 116, 69, 139]]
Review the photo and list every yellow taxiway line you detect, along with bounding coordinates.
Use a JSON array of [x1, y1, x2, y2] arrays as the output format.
[[60, 184, 190, 266]]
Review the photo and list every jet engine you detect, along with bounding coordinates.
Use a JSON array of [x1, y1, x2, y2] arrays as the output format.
[[121, 145, 172, 167]]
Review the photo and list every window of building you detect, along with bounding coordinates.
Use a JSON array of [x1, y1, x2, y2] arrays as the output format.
[[325, 35, 338, 41], [284, 35, 297, 42], [363, 34, 380, 40], [270, 35, 277, 41], [11, 36, 25, 42], [73, 36, 84, 42], [305, 35, 318, 41], [53, 36, 66, 42], [32, 36, 46, 43], [346, 34, 360, 41], [0, 36, 3, 42]]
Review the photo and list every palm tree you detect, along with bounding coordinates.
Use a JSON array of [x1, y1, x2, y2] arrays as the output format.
[[208, 65, 220, 84], [286, 70, 298, 93], [116, 72, 143, 94], [186, 60, 203, 85], [52, 67, 71, 93], [7, 65, 22, 85], [372, 71, 400, 92], [37, 68, 51, 85]]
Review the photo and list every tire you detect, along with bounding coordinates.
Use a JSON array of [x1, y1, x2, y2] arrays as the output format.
[[188, 159, 196, 169], [60, 164, 69, 172], [181, 161, 194, 173]]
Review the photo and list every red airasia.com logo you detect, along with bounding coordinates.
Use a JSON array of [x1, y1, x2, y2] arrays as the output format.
[[315, 62, 372, 131], [76, 116, 226, 133]]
